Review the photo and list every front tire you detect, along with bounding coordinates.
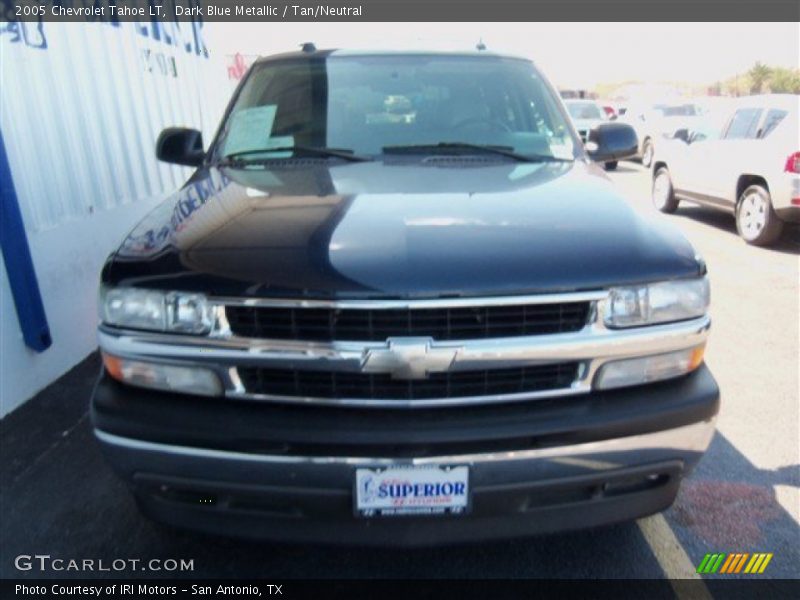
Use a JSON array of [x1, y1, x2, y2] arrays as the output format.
[[641, 138, 654, 167], [604, 161, 618, 171], [652, 167, 679, 213], [736, 185, 783, 246]]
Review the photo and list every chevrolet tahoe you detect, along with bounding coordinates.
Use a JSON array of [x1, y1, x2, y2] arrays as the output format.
[[91, 49, 719, 545]]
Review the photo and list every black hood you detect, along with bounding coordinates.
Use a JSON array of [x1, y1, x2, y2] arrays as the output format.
[[104, 159, 703, 299]]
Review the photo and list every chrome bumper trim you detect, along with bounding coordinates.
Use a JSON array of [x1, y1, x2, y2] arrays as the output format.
[[94, 418, 716, 467], [98, 314, 710, 407], [223, 384, 588, 409], [208, 290, 609, 310], [98, 317, 710, 373]]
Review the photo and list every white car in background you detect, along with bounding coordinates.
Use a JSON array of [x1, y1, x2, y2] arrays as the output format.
[[563, 99, 618, 170], [651, 94, 800, 246], [621, 102, 703, 167]]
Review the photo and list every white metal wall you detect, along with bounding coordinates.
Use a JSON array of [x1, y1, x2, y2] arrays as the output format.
[[0, 21, 228, 416]]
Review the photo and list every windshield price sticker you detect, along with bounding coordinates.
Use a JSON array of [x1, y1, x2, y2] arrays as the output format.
[[222, 105, 279, 156]]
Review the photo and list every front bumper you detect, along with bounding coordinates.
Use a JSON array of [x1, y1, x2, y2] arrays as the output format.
[[92, 365, 719, 545]]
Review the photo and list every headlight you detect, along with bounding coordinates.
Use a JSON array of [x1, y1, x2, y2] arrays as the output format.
[[605, 277, 709, 328], [165, 292, 215, 333], [100, 287, 213, 334]]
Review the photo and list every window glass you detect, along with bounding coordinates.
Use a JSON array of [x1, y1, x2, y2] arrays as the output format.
[[724, 108, 763, 140], [566, 102, 603, 120], [658, 104, 699, 117], [759, 109, 787, 138], [217, 55, 577, 159]]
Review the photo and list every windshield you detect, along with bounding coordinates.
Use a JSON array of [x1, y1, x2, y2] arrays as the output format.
[[214, 54, 577, 161], [566, 101, 603, 120], [654, 104, 699, 117]]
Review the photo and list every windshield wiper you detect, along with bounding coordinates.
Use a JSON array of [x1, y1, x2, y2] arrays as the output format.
[[218, 145, 370, 165], [382, 142, 572, 163]]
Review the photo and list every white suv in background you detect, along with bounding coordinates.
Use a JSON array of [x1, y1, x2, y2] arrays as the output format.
[[621, 102, 703, 167], [651, 95, 800, 246]]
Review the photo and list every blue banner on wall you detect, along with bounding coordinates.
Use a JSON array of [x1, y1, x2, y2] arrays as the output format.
[[0, 128, 52, 352]]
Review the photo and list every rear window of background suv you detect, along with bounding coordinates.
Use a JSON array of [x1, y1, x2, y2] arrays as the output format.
[[724, 107, 788, 140], [724, 108, 762, 139], [759, 109, 787, 138]]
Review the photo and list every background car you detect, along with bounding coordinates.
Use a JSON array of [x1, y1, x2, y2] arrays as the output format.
[[620, 102, 703, 167], [597, 100, 624, 120], [651, 94, 800, 246], [564, 99, 619, 170]]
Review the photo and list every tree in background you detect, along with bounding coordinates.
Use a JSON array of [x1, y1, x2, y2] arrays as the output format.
[[769, 67, 800, 94], [748, 62, 772, 94], [593, 64, 799, 99]]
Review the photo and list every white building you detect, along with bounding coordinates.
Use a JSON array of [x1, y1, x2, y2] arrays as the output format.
[[0, 21, 228, 416]]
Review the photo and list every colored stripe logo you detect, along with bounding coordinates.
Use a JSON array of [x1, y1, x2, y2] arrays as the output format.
[[696, 553, 773, 574]]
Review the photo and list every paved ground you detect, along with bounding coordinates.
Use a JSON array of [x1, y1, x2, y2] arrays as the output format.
[[1, 163, 798, 582]]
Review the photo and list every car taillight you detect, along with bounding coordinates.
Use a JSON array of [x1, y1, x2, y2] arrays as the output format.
[[784, 152, 800, 174]]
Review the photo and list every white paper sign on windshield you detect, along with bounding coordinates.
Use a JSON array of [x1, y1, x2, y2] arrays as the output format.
[[223, 105, 293, 156]]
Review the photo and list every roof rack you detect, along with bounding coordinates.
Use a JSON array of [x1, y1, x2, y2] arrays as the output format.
[[300, 42, 317, 53]]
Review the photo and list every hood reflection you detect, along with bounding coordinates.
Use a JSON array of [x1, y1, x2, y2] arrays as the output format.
[[106, 159, 699, 298]]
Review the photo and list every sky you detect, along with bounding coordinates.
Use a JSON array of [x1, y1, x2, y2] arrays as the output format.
[[208, 22, 800, 89]]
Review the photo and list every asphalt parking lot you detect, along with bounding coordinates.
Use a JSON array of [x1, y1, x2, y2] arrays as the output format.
[[1, 163, 798, 583]]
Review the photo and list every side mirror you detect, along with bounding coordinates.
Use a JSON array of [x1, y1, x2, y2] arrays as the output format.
[[672, 128, 690, 143], [156, 128, 204, 167], [586, 122, 638, 162]]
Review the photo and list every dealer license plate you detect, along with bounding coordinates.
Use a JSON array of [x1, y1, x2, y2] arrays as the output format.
[[354, 465, 469, 517]]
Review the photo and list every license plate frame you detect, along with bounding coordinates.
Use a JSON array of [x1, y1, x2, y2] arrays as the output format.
[[354, 464, 470, 518]]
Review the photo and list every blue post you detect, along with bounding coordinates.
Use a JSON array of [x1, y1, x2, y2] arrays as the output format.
[[0, 128, 52, 352]]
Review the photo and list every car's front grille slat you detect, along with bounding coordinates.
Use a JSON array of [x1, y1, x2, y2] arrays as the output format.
[[226, 302, 590, 342], [237, 363, 580, 401]]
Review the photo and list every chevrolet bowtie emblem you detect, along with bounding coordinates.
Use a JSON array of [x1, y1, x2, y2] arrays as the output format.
[[361, 338, 462, 380]]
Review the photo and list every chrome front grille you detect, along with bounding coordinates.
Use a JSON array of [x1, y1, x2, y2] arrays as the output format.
[[97, 291, 712, 409], [225, 302, 591, 342], [237, 362, 581, 401]]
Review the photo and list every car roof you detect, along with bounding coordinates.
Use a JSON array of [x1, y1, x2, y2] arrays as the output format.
[[253, 48, 533, 65], [731, 94, 799, 111]]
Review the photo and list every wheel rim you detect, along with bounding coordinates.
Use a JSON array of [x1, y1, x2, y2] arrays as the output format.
[[643, 143, 653, 165], [653, 172, 670, 208], [739, 192, 767, 239]]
